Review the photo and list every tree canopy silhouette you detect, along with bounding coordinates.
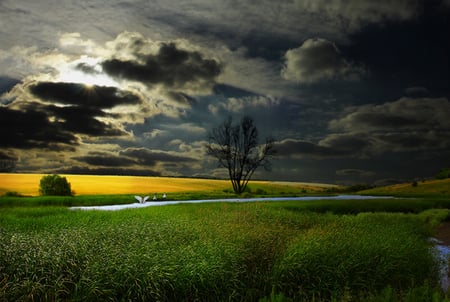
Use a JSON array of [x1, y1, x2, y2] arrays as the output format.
[[206, 116, 275, 194]]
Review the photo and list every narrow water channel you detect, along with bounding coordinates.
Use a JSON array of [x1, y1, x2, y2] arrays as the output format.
[[433, 242, 450, 292], [70, 194, 394, 211]]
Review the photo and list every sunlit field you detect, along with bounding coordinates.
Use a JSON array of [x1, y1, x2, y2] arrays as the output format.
[[0, 173, 329, 196], [0, 174, 228, 195]]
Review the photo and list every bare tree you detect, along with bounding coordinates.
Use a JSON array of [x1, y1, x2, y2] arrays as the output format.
[[206, 116, 275, 194]]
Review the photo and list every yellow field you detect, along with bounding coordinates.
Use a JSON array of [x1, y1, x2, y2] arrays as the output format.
[[0, 173, 335, 196], [0, 174, 235, 196]]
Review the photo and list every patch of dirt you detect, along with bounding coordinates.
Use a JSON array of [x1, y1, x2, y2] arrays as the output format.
[[434, 222, 450, 245]]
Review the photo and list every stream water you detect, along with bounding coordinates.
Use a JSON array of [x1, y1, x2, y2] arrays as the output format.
[[431, 239, 450, 292], [69, 194, 394, 211]]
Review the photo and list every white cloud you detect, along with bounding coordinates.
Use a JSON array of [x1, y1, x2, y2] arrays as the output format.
[[282, 38, 364, 84], [218, 47, 296, 98]]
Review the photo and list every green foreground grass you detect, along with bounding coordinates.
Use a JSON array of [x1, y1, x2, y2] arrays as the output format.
[[1, 194, 450, 301]]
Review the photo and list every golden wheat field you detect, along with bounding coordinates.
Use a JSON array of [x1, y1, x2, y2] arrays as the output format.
[[0, 173, 236, 196]]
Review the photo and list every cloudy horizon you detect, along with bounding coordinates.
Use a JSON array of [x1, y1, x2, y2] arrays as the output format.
[[1, 0, 449, 185]]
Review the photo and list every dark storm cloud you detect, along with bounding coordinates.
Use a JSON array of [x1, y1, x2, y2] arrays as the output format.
[[275, 139, 345, 159], [55, 166, 160, 176], [75, 62, 100, 75], [0, 80, 141, 150], [404, 87, 429, 98], [101, 42, 222, 90], [335, 169, 375, 177], [30, 82, 141, 108], [300, 0, 420, 28], [319, 133, 372, 155], [0, 106, 78, 149], [342, 6, 449, 98], [275, 134, 371, 159], [120, 147, 196, 166], [45, 104, 125, 136], [328, 97, 450, 154], [25, 81, 143, 138], [372, 131, 450, 153], [72, 152, 137, 167], [330, 98, 450, 132], [274, 96, 450, 161], [0, 150, 17, 172], [0, 150, 17, 160], [340, 112, 419, 129]]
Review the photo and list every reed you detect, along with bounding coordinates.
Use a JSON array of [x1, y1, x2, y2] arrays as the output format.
[[0, 201, 444, 301]]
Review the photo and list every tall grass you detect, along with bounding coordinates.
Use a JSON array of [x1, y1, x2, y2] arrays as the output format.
[[0, 201, 444, 301], [272, 213, 435, 300]]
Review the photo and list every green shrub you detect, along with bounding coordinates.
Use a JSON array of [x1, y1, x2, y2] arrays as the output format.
[[38, 174, 73, 196], [3, 191, 23, 197], [436, 168, 450, 180], [255, 188, 267, 195]]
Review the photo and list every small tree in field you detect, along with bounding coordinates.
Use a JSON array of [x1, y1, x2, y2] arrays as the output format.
[[39, 174, 73, 196], [206, 116, 276, 194]]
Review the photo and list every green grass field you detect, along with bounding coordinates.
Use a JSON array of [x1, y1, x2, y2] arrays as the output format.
[[1, 176, 450, 301], [1, 197, 450, 301]]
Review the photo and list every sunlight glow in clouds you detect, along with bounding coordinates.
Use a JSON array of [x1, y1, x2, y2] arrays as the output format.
[[57, 56, 119, 88]]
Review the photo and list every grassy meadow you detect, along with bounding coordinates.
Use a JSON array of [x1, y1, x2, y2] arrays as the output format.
[[1, 174, 450, 301], [360, 178, 450, 197]]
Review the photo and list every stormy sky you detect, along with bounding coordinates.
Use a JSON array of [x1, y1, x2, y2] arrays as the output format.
[[0, 0, 449, 185]]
